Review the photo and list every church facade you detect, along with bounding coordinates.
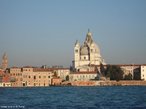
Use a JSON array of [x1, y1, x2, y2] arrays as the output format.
[[73, 30, 106, 71]]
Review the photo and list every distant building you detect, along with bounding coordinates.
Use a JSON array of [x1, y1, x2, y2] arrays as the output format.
[[9, 67, 53, 87], [73, 30, 105, 72], [141, 65, 146, 80], [8, 66, 70, 87], [9, 67, 22, 87], [105, 64, 146, 80], [22, 67, 53, 87], [1, 53, 8, 70], [53, 68, 70, 81], [69, 71, 97, 82], [51, 76, 62, 86], [0, 69, 11, 87], [119, 64, 140, 79]]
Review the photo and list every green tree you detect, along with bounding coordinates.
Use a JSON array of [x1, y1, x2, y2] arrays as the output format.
[[133, 68, 141, 80], [105, 65, 124, 81], [66, 75, 69, 81], [124, 73, 132, 80], [100, 63, 105, 76]]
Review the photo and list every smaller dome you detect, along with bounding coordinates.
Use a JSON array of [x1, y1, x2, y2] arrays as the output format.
[[80, 44, 89, 55]]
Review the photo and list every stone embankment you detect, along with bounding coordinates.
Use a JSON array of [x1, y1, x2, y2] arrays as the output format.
[[99, 80, 146, 86], [62, 80, 146, 86]]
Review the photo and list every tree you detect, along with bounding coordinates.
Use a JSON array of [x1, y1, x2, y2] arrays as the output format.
[[133, 68, 141, 80], [124, 73, 132, 80], [66, 75, 69, 81], [100, 63, 105, 76], [105, 65, 124, 81]]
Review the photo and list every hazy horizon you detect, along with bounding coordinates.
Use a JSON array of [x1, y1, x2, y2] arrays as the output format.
[[0, 0, 146, 67]]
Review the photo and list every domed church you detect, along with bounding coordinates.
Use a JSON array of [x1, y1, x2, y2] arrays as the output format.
[[73, 30, 106, 71]]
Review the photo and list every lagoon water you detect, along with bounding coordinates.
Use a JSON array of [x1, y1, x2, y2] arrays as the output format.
[[0, 86, 146, 109]]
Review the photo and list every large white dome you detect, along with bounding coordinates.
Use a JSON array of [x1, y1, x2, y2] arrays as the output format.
[[80, 44, 89, 55]]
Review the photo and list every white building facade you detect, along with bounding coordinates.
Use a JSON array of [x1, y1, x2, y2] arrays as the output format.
[[69, 72, 97, 82], [141, 65, 146, 80], [73, 30, 105, 71], [53, 68, 70, 81]]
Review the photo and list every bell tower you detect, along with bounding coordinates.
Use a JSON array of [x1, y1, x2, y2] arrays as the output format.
[[1, 53, 8, 70], [74, 40, 80, 68]]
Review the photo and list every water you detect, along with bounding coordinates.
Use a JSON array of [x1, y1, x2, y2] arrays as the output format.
[[0, 86, 146, 109]]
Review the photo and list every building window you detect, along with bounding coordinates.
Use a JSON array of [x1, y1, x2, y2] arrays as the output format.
[[91, 49, 93, 52], [48, 76, 50, 78], [34, 76, 36, 80], [39, 76, 41, 79], [84, 57, 86, 60], [75, 49, 78, 53]]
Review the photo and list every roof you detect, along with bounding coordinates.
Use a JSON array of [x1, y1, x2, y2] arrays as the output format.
[[108, 64, 146, 67], [2, 74, 10, 82], [33, 68, 53, 72], [0, 70, 4, 75], [71, 71, 97, 74]]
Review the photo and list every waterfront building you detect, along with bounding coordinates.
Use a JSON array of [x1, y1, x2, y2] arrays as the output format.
[[69, 71, 97, 82], [73, 30, 106, 71], [22, 67, 53, 87], [1, 53, 8, 70], [9, 67, 22, 87], [53, 68, 70, 81], [8, 67, 54, 87], [0, 69, 11, 87], [118, 64, 140, 79], [51, 76, 62, 85], [141, 65, 146, 80], [8, 66, 70, 87]]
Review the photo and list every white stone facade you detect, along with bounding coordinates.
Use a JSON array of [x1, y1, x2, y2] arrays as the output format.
[[69, 72, 97, 81], [54, 68, 70, 81], [73, 30, 105, 71], [0, 82, 11, 87], [141, 65, 146, 80], [120, 65, 140, 78]]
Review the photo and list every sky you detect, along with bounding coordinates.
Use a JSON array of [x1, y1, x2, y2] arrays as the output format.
[[0, 0, 146, 67]]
